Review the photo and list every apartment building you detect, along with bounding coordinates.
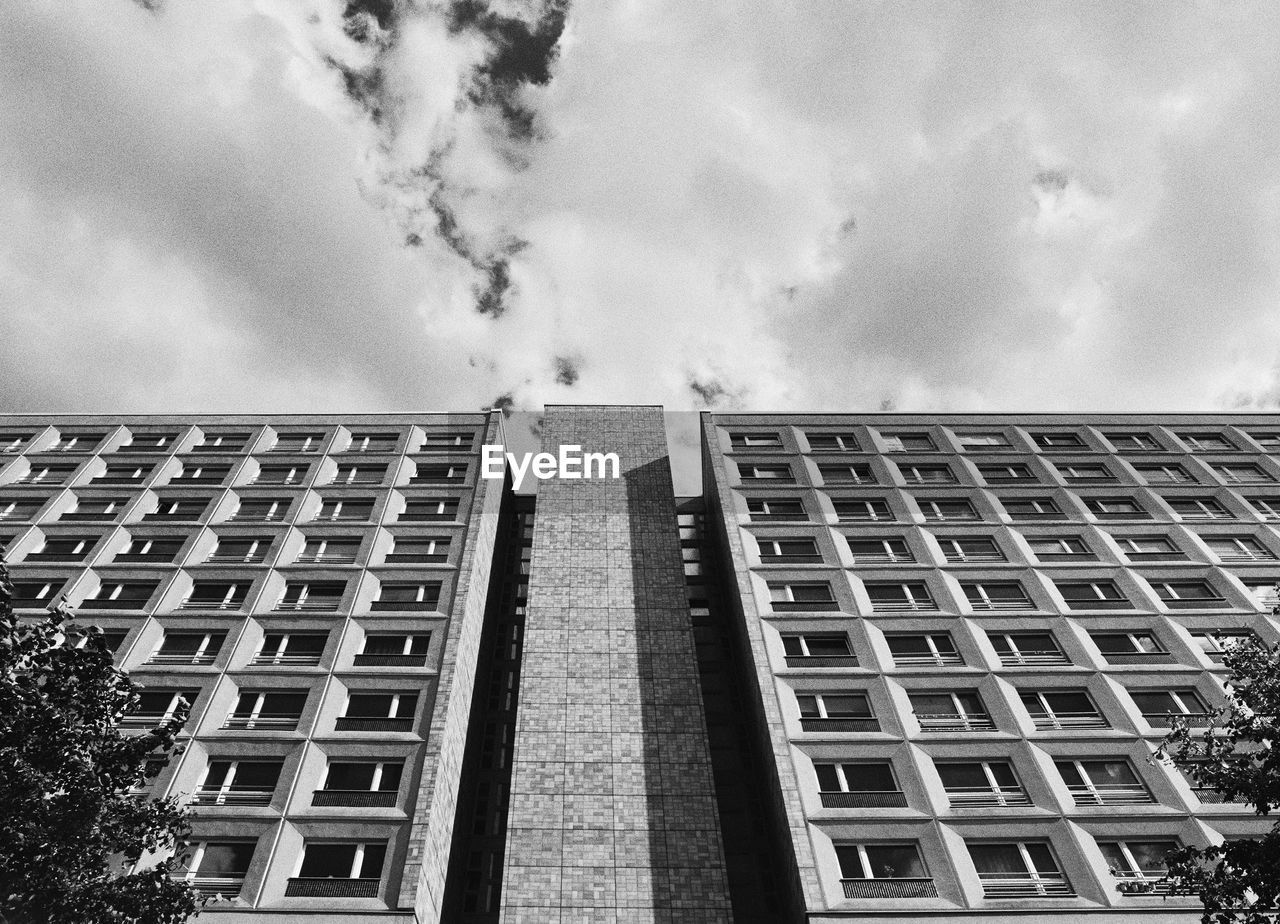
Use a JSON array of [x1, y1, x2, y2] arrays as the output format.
[[1, 408, 1275, 923]]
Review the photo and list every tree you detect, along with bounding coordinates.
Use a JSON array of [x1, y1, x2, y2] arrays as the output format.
[[0, 558, 200, 924], [1157, 630, 1280, 923]]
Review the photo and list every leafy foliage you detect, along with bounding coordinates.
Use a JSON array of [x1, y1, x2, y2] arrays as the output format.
[[0, 559, 199, 923], [1157, 632, 1280, 923]]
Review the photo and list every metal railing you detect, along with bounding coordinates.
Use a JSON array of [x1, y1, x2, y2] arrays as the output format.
[[284, 878, 380, 898], [352, 653, 428, 667], [311, 789, 398, 808], [1030, 712, 1108, 730], [192, 788, 275, 806], [998, 651, 1069, 666], [916, 713, 995, 732], [222, 714, 300, 730], [945, 786, 1030, 807], [188, 875, 245, 899], [819, 790, 908, 808], [1102, 651, 1174, 664], [841, 878, 937, 899], [784, 655, 858, 668], [978, 873, 1073, 898], [149, 652, 219, 666], [1067, 783, 1151, 805], [1144, 712, 1214, 728], [370, 600, 440, 611], [799, 717, 881, 733], [251, 653, 323, 666], [869, 600, 938, 612], [334, 716, 413, 732]]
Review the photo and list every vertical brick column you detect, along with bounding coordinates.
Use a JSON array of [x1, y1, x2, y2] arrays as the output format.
[[501, 406, 731, 923]]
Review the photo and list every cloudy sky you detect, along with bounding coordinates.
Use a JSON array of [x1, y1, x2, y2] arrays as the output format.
[[3, 1, 1280, 420]]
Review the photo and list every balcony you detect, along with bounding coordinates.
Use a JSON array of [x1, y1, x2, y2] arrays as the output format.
[[178, 599, 245, 612], [223, 714, 300, 731], [188, 876, 245, 899], [967, 599, 1033, 612], [868, 600, 937, 613], [251, 654, 323, 667], [285, 878, 380, 898], [383, 553, 448, 564], [192, 787, 274, 806], [1125, 551, 1188, 562], [119, 713, 183, 729], [1030, 712, 1108, 730], [841, 878, 937, 899], [1143, 712, 1214, 728], [819, 790, 907, 808], [311, 789, 398, 808], [893, 654, 963, 668], [1113, 875, 1172, 896], [1161, 597, 1228, 610], [771, 600, 841, 613], [352, 653, 429, 667], [334, 716, 414, 732], [979, 873, 1073, 898], [784, 655, 858, 669], [149, 652, 219, 666], [1067, 783, 1151, 805], [1062, 599, 1131, 610], [274, 600, 342, 612], [81, 598, 152, 610], [370, 599, 440, 612], [998, 651, 1069, 667], [799, 717, 880, 733], [916, 713, 995, 732], [945, 786, 1030, 807], [1192, 787, 1245, 804], [760, 554, 826, 564], [1101, 651, 1174, 665]]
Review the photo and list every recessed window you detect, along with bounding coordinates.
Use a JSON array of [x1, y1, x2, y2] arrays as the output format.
[[1203, 534, 1276, 561], [1191, 630, 1255, 663], [253, 633, 328, 666], [123, 432, 179, 453], [297, 537, 361, 564], [746, 497, 806, 521], [1099, 840, 1178, 891], [419, 431, 475, 451], [0, 431, 33, 453], [411, 463, 466, 484], [9, 578, 61, 607], [1059, 463, 1115, 483], [1031, 432, 1086, 450], [122, 688, 198, 727], [150, 631, 226, 666], [955, 432, 1012, 452], [1247, 431, 1280, 452], [372, 582, 442, 610], [288, 842, 386, 897], [1246, 495, 1280, 520], [758, 537, 822, 562], [1090, 631, 1170, 663], [346, 432, 400, 453], [25, 536, 98, 563], [899, 463, 955, 484], [815, 762, 903, 807], [334, 464, 386, 486], [781, 633, 855, 667], [865, 582, 936, 612], [990, 632, 1067, 666], [180, 841, 256, 899], [1105, 432, 1163, 452], [1165, 496, 1234, 520], [1055, 580, 1128, 608], [224, 690, 308, 730], [1215, 462, 1274, 484], [1112, 534, 1185, 561], [314, 761, 403, 806], [59, 496, 128, 521], [796, 692, 877, 731], [1026, 535, 1095, 561], [254, 465, 308, 486], [832, 498, 893, 522], [276, 582, 346, 612], [385, 537, 450, 563], [1001, 497, 1064, 520], [146, 496, 213, 521], [1150, 580, 1225, 607], [19, 464, 79, 485], [181, 582, 249, 611], [806, 432, 860, 452], [0, 497, 46, 521], [1085, 496, 1150, 520], [835, 844, 934, 898], [270, 432, 326, 453], [316, 498, 374, 522], [1129, 688, 1211, 725], [95, 464, 153, 485], [195, 759, 282, 806], [208, 536, 272, 563], [49, 432, 105, 453], [193, 432, 250, 453], [1133, 463, 1196, 485], [846, 536, 912, 564], [887, 633, 960, 667], [963, 581, 1032, 611], [937, 535, 1005, 562], [978, 463, 1037, 484], [337, 691, 418, 730], [355, 634, 431, 666], [740, 463, 794, 483], [937, 761, 1027, 807], [908, 691, 993, 731], [172, 464, 230, 485], [232, 497, 291, 522], [818, 463, 875, 485], [82, 581, 158, 610], [1020, 690, 1107, 729], [729, 432, 782, 449], [881, 432, 935, 452], [917, 498, 978, 521], [400, 498, 459, 521], [768, 581, 838, 610], [1178, 432, 1235, 452], [1056, 758, 1150, 805], [967, 842, 1072, 898]]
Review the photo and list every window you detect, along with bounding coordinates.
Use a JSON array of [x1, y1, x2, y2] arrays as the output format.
[[978, 463, 1037, 484], [315, 498, 374, 521], [1031, 432, 1086, 450], [346, 432, 399, 453], [150, 631, 226, 665], [1248, 431, 1280, 452], [1133, 463, 1196, 485], [729, 432, 782, 449], [82, 581, 157, 609], [1165, 496, 1233, 520], [1001, 497, 1064, 520], [0, 498, 45, 521], [400, 498, 459, 521], [881, 432, 935, 452], [145, 497, 212, 521], [411, 463, 466, 484], [746, 497, 805, 521], [385, 537, 450, 563], [967, 842, 1072, 898], [740, 463, 793, 482], [956, 432, 1012, 452], [1105, 432, 1163, 452], [963, 582, 1032, 611], [1056, 758, 1150, 804], [815, 762, 903, 807], [1215, 463, 1274, 484], [0, 431, 32, 453], [224, 690, 308, 729], [1020, 690, 1107, 729], [124, 432, 179, 453], [796, 692, 878, 731], [835, 844, 934, 898], [276, 582, 345, 611], [990, 632, 1067, 666], [758, 537, 822, 562], [768, 581, 837, 610], [314, 761, 403, 807], [818, 463, 875, 484], [193, 432, 250, 453], [95, 464, 154, 485], [49, 432, 104, 452], [208, 536, 272, 564], [887, 634, 961, 667], [253, 633, 328, 666], [908, 691, 993, 731], [297, 537, 361, 564], [1247, 581, 1280, 609], [25, 536, 98, 562], [1027, 535, 1095, 560], [59, 497, 128, 521], [9, 579, 60, 608], [865, 582, 936, 612], [121, 688, 197, 727], [1112, 534, 1184, 561], [1192, 630, 1255, 663], [232, 498, 291, 522], [806, 432, 860, 452], [899, 463, 955, 484], [1204, 534, 1276, 561], [937, 761, 1027, 806], [846, 537, 912, 563], [1059, 463, 1115, 483], [171, 464, 230, 485], [832, 498, 893, 522], [1098, 840, 1178, 891], [271, 432, 326, 453], [781, 633, 855, 667], [1150, 580, 1225, 607], [355, 634, 431, 666], [254, 465, 308, 485], [180, 841, 255, 898], [1246, 496, 1280, 520], [1085, 497, 1150, 520], [937, 535, 1005, 562], [1129, 688, 1211, 726], [419, 431, 474, 451], [372, 582, 442, 610], [195, 760, 282, 805], [1179, 432, 1235, 452], [1090, 632, 1170, 663], [1055, 580, 1129, 608], [337, 692, 419, 730], [288, 842, 386, 897], [182, 582, 250, 611], [334, 464, 385, 485], [917, 498, 978, 521], [19, 464, 78, 485]]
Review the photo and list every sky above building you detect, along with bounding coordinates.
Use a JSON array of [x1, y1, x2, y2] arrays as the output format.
[[2, 1, 1280, 419]]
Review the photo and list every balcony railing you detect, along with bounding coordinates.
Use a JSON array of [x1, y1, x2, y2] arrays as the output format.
[[383, 553, 448, 564], [784, 655, 858, 669], [799, 717, 881, 733], [149, 652, 219, 666], [352, 653, 428, 667], [251, 653, 323, 666], [998, 651, 1069, 667], [1062, 599, 1131, 610], [841, 878, 937, 899], [1067, 783, 1151, 805], [311, 789, 398, 807], [119, 713, 183, 728], [893, 654, 964, 668], [771, 600, 841, 612], [868, 600, 937, 613], [819, 790, 907, 808], [285, 878, 380, 898], [295, 555, 358, 565], [222, 714, 300, 730], [1143, 712, 1214, 728], [1030, 712, 1108, 730], [82, 598, 152, 610], [1113, 874, 1172, 895], [178, 599, 245, 611], [1125, 551, 1188, 562], [274, 600, 342, 612], [945, 786, 1030, 807], [188, 876, 245, 899], [967, 599, 1033, 611], [915, 713, 995, 732], [370, 599, 440, 612], [334, 716, 414, 732], [192, 787, 275, 806], [1192, 787, 1245, 804], [979, 873, 1073, 898], [1101, 651, 1174, 664]]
